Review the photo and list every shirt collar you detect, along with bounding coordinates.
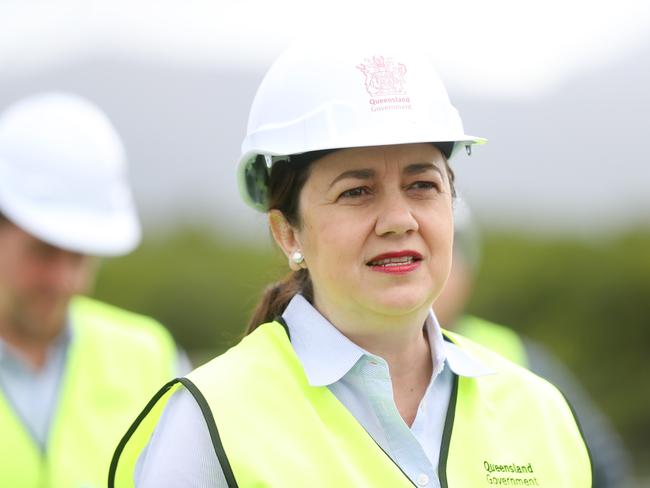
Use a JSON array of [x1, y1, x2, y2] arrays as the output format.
[[443, 339, 496, 377], [282, 294, 493, 387], [283, 295, 365, 387]]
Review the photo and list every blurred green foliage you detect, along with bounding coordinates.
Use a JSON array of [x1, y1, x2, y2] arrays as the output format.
[[94, 229, 286, 362], [94, 227, 650, 474]]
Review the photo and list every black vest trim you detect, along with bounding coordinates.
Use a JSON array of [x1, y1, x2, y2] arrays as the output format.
[[365, 432, 417, 487], [179, 377, 240, 488], [438, 370, 459, 488], [108, 378, 180, 487]]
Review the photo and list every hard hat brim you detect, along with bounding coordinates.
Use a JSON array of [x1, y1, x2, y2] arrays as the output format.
[[237, 135, 487, 211]]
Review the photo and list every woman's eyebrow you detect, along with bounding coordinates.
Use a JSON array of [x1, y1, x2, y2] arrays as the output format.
[[328, 168, 375, 188], [328, 162, 441, 189], [404, 162, 443, 176]]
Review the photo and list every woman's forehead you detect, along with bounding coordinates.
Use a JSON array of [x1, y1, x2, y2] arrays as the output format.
[[311, 143, 445, 175]]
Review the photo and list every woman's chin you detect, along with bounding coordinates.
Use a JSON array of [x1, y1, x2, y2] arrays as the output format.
[[364, 289, 434, 317]]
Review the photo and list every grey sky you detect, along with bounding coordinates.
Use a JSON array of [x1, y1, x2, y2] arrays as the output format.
[[1, 1, 649, 237]]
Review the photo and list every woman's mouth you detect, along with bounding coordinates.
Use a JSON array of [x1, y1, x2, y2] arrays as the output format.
[[367, 251, 423, 274]]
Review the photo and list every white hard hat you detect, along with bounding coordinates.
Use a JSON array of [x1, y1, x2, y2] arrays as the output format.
[[0, 92, 140, 256], [238, 37, 486, 211]]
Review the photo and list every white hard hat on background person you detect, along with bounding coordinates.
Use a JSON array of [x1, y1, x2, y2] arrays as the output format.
[[0, 92, 141, 256], [453, 196, 482, 271], [237, 36, 487, 211]]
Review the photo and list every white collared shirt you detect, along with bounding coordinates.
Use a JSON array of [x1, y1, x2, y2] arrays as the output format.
[[0, 323, 71, 449], [136, 295, 492, 487]]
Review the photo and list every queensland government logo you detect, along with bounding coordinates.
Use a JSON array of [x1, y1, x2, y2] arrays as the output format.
[[356, 55, 412, 112], [483, 460, 539, 486]]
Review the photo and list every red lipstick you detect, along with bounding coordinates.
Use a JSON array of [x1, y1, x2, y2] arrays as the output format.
[[366, 250, 423, 274]]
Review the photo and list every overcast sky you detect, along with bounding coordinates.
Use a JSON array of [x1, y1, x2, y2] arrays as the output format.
[[1, 1, 649, 237], [3, 0, 649, 95]]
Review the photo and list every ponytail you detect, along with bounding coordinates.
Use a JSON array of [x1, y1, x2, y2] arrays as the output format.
[[245, 151, 325, 334], [246, 269, 313, 333]]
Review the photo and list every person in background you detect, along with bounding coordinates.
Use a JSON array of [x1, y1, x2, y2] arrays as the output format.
[[0, 92, 187, 488], [111, 37, 591, 487], [435, 199, 633, 488]]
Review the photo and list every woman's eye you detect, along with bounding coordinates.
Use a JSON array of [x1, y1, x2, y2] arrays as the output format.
[[339, 187, 371, 199], [409, 181, 438, 191]]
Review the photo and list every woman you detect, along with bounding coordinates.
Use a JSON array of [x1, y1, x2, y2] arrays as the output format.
[[110, 38, 592, 487]]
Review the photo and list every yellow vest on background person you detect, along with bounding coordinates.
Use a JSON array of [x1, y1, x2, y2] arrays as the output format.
[[455, 314, 529, 366], [111, 322, 592, 488], [0, 296, 178, 488]]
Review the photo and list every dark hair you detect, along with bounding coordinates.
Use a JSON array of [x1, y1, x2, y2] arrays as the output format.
[[245, 151, 326, 332], [246, 144, 456, 332]]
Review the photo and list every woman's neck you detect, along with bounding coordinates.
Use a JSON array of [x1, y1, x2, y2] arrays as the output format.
[[315, 301, 435, 426], [354, 321, 433, 427], [315, 296, 432, 356]]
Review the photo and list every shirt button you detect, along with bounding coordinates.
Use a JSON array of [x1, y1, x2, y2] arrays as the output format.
[[416, 473, 429, 486]]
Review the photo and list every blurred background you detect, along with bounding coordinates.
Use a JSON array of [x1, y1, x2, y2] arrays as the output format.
[[2, 0, 649, 482]]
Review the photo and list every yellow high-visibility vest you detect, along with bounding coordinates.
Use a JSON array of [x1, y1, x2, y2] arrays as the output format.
[[0, 296, 178, 488], [111, 321, 592, 487]]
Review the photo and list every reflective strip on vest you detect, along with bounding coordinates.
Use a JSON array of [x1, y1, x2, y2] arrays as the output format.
[[111, 322, 592, 488], [0, 296, 178, 488]]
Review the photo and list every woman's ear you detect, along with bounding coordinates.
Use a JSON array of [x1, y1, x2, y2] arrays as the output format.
[[269, 210, 305, 271]]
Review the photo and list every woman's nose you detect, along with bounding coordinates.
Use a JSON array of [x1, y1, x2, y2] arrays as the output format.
[[374, 191, 419, 237]]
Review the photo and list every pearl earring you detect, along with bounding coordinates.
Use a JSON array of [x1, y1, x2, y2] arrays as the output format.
[[291, 250, 304, 265]]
